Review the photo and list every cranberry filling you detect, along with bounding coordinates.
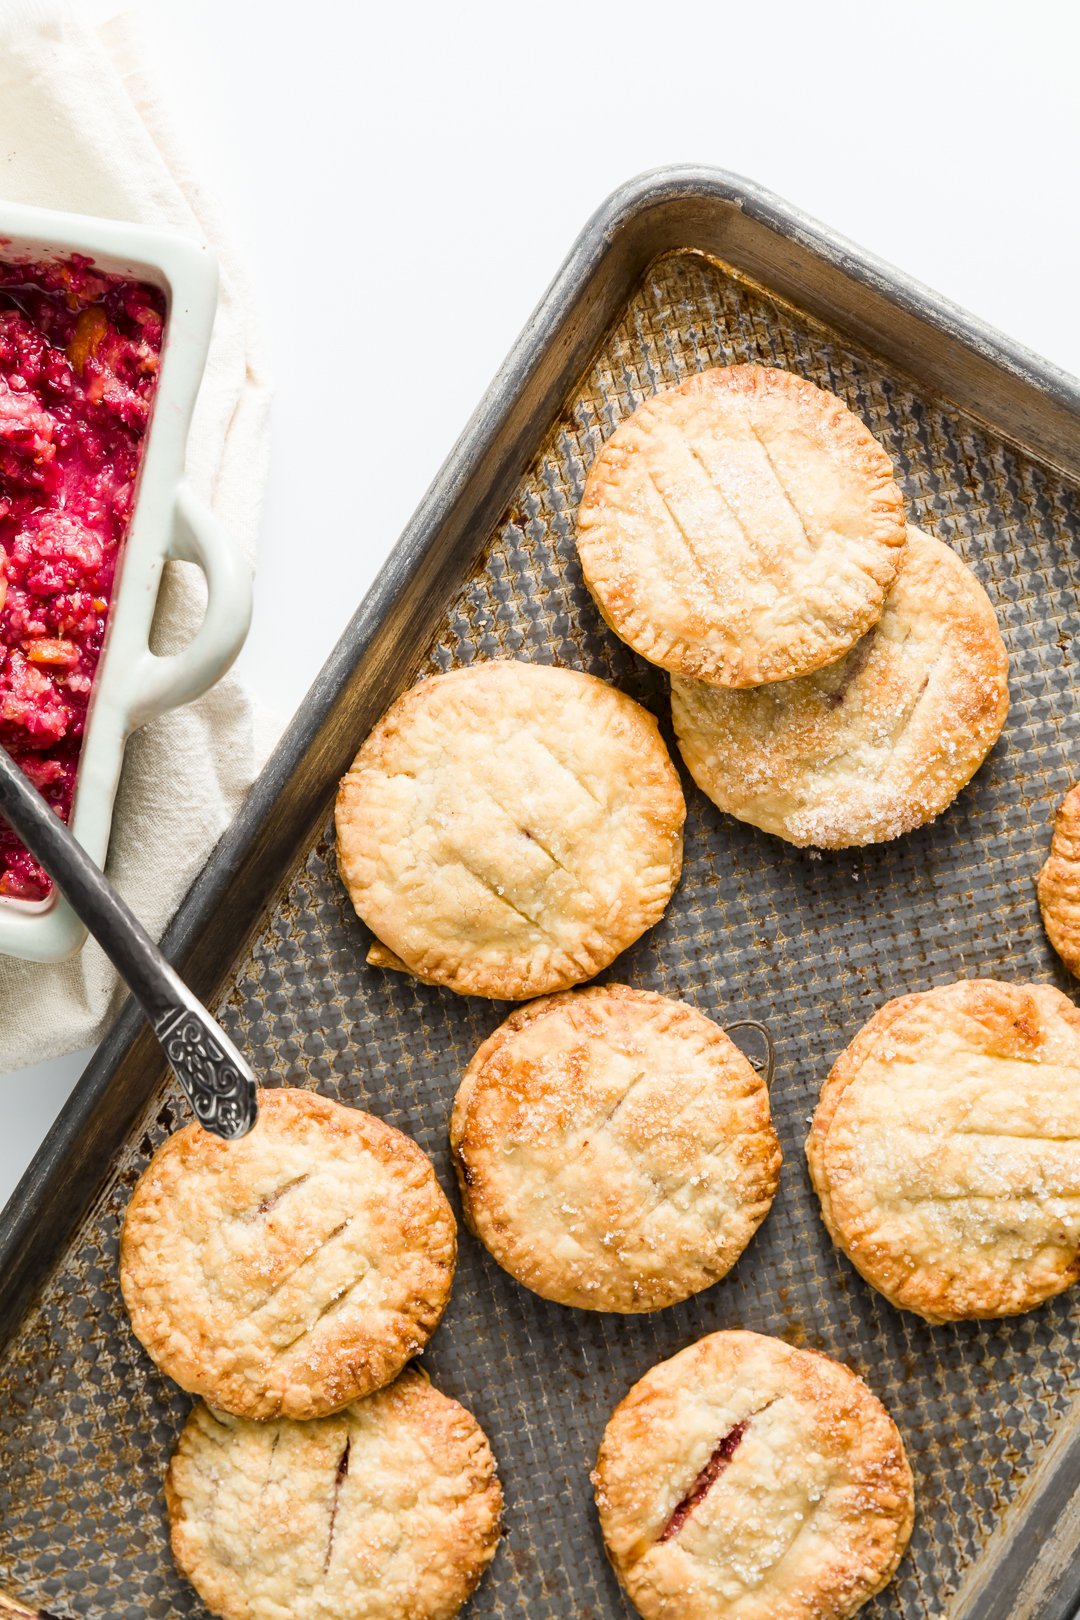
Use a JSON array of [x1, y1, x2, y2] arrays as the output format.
[[658, 1399, 776, 1543], [659, 1419, 750, 1542], [822, 624, 878, 708], [0, 254, 165, 900], [323, 1436, 351, 1575]]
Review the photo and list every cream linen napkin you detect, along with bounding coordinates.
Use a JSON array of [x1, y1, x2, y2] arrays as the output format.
[[0, 4, 272, 1066]]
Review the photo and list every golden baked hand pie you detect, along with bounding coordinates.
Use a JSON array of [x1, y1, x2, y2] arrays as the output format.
[[593, 1330, 914, 1620], [335, 660, 685, 1000], [576, 364, 907, 688], [167, 1369, 502, 1620], [450, 984, 780, 1312], [671, 526, 1009, 848], [1037, 782, 1080, 976], [120, 1088, 456, 1419], [807, 979, 1080, 1321]]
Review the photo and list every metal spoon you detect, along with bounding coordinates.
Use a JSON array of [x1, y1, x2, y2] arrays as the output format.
[[0, 744, 257, 1139]]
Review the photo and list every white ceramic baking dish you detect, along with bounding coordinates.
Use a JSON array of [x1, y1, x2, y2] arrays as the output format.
[[0, 201, 252, 963]]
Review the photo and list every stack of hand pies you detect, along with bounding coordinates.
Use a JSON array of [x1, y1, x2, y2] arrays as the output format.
[[118, 365, 1080, 1620], [577, 363, 1011, 850], [121, 1089, 502, 1620]]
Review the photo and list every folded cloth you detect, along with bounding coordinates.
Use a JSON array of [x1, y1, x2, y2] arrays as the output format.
[[0, 3, 272, 1068]]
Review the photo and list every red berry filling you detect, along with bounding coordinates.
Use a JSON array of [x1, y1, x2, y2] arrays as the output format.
[[658, 1420, 750, 1542], [658, 1399, 777, 1543], [0, 255, 165, 900]]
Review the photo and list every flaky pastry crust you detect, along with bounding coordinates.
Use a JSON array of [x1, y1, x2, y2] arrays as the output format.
[[1037, 783, 1080, 977], [167, 1368, 502, 1620], [450, 984, 780, 1312], [121, 1088, 456, 1419], [807, 979, 1080, 1321], [671, 527, 1009, 848], [593, 1330, 914, 1620], [335, 661, 685, 999], [576, 364, 907, 688]]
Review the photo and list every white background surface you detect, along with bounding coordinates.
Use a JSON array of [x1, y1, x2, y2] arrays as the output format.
[[2, 0, 1079, 1205]]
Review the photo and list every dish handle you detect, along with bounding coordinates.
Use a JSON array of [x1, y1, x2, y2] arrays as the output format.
[[129, 482, 253, 727]]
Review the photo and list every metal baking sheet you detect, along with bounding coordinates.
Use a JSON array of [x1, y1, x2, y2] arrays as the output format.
[[3, 167, 1080, 1620]]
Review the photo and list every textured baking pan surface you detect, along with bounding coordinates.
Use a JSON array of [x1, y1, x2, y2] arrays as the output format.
[[2, 178, 1080, 1619]]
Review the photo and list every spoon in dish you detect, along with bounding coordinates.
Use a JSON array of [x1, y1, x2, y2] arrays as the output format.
[[0, 743, 258, 1140]]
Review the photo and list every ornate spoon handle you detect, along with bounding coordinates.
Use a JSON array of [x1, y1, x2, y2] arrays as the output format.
[[0, 745, 257, 1140]]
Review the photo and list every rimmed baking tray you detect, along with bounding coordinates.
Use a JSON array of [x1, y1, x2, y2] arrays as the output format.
[[2, 166, 1080, 1620]]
